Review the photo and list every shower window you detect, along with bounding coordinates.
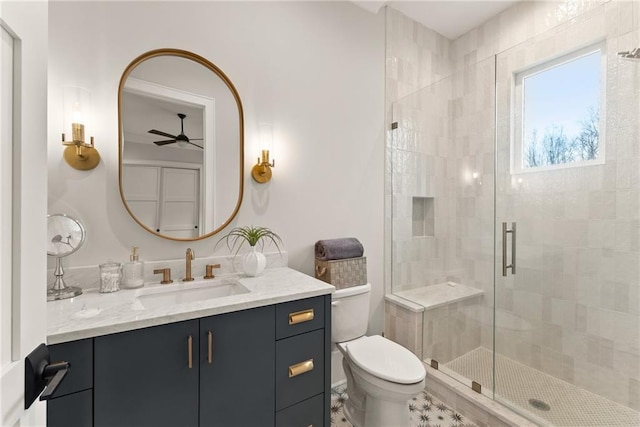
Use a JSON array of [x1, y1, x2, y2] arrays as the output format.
[[512, 41, 606, 173]]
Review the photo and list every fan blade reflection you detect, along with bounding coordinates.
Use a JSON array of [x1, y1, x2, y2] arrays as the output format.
[[148, 129, 176, 138], [153, 140, 177, 146]]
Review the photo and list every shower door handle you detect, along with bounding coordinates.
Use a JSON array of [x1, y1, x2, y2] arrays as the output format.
[[502, 222, 516, 276]]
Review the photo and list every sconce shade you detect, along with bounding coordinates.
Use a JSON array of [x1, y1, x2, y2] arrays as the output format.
[[63, 86, 92, 136], [259, 123, 273, 152]]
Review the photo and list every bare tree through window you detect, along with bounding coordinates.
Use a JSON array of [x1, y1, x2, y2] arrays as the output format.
[[517, 43, 603, 171], [524, 107, 599, 168]]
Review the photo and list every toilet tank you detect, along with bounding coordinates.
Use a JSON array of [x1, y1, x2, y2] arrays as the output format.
[[331, 283, 371, 343]]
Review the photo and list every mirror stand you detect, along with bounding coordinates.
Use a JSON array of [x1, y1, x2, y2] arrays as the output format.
[[47, 213, 86, 301], [48, 256, 82, 301]]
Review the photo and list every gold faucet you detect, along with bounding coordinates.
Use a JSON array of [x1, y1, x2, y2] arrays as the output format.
[[204, 264, 221, 279], [183, 248, 195, 282], [153, 268, 173, 284]]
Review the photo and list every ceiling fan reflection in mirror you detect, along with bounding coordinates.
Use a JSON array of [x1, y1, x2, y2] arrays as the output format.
[[149, 113, 203, 149]]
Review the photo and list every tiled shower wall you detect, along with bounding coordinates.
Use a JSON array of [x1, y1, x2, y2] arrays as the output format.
[[385, 0, 639, 411], [384, 8, 452, 297], [385, 6, 497, 299], [492, 1, 640, 410], [390, 76, 453, 291]]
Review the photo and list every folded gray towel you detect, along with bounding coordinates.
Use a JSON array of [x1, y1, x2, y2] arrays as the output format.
[[315, 238, 364, 261]]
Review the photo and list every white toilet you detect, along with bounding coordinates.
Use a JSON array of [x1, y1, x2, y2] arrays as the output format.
[[332, 283, 426, 427]]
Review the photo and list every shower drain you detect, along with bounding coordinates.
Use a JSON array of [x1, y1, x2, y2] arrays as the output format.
[[528, 398, 551, 411]]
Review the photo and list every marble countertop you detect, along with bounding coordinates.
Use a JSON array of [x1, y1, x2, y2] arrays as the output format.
[[47, 267, 335, 344]]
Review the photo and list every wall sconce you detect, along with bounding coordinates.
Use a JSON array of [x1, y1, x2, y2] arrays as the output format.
[[61, 86, 100, 170], [251, 123, 275, 183]]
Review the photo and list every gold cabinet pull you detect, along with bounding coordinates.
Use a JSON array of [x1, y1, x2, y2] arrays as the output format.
[[187, 335, 193, 369], [289, 309, 314, 325], [288, 359, 314, 378], [207, 331, 213, 364]]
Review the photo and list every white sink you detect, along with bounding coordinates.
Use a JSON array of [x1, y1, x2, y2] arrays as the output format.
[[135, 279, 250, 309]]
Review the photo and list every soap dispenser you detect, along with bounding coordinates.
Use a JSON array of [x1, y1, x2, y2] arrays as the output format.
[[122, 246, 144, 289]]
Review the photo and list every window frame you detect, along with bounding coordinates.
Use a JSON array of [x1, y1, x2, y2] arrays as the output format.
[[511, 40, 607, 174]]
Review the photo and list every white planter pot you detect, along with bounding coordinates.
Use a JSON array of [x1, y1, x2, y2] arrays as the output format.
[[243, 246, 266, 277]]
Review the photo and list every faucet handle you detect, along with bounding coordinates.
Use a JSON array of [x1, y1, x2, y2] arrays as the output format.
[[153, 268, 173, 284], [204, 264, 221, 280]]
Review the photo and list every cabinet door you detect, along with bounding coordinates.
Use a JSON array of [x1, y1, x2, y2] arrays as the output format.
[[200, 306, 275, 427], [47, 390, 93, 427], [94, 320, 199, 427]]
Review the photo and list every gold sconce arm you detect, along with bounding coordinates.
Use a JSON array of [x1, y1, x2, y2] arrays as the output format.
[[251, 149, 275, 183], [61, 123, 100, 171]]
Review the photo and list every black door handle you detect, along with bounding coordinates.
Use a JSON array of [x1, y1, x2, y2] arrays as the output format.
[[40, 361, 70, 400], [25, 343, 71, 409]]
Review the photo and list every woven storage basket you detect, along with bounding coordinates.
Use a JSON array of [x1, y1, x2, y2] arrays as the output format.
[[314, 257, 367, 289]]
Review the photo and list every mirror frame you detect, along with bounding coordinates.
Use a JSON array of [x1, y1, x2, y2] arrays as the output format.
[[118, 48, 244, 241]]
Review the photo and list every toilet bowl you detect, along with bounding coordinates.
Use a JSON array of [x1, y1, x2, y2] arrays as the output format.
[[332, 284, 426, 427]]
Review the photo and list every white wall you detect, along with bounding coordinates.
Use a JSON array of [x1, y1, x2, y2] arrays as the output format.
[[47, 1, 386, 332]]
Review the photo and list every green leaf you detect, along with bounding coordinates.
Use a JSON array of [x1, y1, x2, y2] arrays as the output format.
[[214, 225, 283, 256]]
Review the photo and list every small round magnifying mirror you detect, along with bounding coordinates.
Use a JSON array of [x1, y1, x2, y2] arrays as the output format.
[[47, 213, 86, 301]]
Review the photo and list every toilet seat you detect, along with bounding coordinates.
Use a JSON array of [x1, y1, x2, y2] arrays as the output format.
[[345, 335, 425, 384]]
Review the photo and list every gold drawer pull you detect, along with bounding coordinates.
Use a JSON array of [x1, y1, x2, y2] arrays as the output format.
[[289, 309, 314, 325], [288, 359, 314, 378], [187, 335, 193, 369]]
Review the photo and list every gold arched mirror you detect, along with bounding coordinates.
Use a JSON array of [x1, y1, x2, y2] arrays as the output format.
[[118, 49, 244, 241]]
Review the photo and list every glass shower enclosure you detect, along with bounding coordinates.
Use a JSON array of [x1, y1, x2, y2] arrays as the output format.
[[388, 8, 639, 426]]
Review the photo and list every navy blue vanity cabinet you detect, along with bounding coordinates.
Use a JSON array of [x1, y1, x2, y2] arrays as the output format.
[[47, 389, 93, 427], [47, 293, 331, 427], [94, 319, 200, 427], [275, 295, 331, 427], [275, 394, 324, 427], [199, 305, 275, 427], [46, 339, 93, 427]]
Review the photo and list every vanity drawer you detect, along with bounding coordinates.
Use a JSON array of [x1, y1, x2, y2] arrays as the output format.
[[49, 338, 93, 398], [276, 296, 325, 340], [276, 393, 324, 427], [276, 329, 325, 410]]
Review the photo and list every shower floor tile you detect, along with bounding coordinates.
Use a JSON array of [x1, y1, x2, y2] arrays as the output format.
[[444, 347, 640, 427], [330, 384, 478, 427]]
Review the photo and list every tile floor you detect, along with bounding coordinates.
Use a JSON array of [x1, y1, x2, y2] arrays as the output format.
[[445, 347, 640, 427], [330, 384, 478, 427]]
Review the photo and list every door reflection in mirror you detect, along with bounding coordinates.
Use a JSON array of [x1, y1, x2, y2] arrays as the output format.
[[118, 49, 243, 241]]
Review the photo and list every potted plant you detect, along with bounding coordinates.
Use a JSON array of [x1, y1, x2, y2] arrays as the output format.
[[216, 225, 283, 277]]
